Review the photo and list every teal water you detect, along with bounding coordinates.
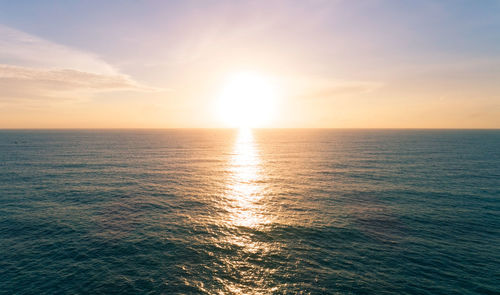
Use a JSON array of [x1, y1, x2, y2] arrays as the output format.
[[0, 129, 499, 294]]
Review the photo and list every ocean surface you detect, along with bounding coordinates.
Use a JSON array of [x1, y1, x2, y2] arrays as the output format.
[[0, 129, 499, 294]]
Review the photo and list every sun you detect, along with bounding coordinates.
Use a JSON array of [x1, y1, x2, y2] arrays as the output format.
[[215, 71, 278, 128]]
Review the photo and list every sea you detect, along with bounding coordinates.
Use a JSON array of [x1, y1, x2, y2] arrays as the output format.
[[0, 129, 499, 294]]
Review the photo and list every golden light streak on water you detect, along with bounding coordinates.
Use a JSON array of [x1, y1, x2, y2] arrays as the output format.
[[225, 128, 269, 229], [214, 128, 278, 294]]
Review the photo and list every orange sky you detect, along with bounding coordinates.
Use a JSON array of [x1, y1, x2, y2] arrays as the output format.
[[0, 1, 499, 128]]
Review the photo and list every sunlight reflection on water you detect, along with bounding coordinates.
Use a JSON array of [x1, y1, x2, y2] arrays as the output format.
[[1, 130, 499, 294], [216, 128, 279, 294], [225, 128, 269, 229]]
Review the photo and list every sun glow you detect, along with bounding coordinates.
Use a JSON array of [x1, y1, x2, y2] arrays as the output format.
[[215, 72, 278, 128]]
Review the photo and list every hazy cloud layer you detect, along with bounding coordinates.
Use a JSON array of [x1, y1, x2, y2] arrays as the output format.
[[0, 64, 159, 103], [305, 81, 383, 100], [0, 25, 156, 104], [287, 75, 383, 100], [0, 25, 116, 74]]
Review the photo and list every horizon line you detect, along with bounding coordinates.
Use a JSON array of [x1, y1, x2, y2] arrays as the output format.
[[1, 127, 499, 131]]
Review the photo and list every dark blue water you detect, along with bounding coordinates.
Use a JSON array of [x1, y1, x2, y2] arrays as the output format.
[[0, 129, 499, 294]]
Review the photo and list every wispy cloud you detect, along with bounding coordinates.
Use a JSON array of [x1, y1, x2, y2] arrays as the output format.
[[0, 64, 158, 103], [0, 25, 158, 105], [303, 81, 383, 100], [287, 76, 383, 100], [0, 64, 154, 91], [0, 25, 115, 74]]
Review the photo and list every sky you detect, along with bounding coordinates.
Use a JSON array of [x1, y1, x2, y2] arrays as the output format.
[[0, 0, 499, 128]]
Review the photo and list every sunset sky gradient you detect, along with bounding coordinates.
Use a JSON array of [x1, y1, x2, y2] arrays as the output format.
[[0, 0, 499, 128]]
